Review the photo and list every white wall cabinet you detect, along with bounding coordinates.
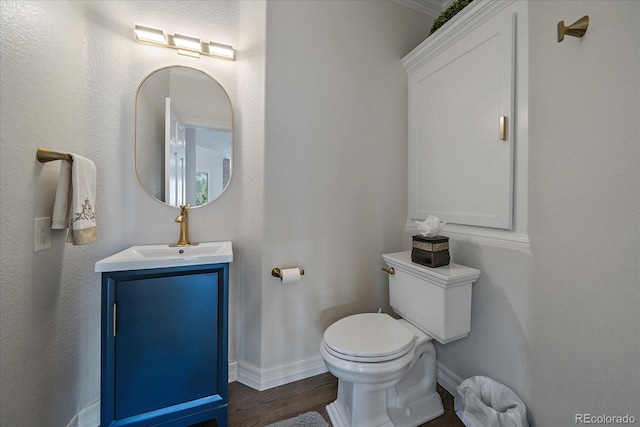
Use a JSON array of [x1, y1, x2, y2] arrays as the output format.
[[404, 1, 524, 234]]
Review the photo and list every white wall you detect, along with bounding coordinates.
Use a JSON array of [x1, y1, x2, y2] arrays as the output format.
[[260, 0, 432, 374], [1, 4, 97, 425], [0, 1, 264, 425], [528, 1, 639, 424], [427, 1, 640, 426]]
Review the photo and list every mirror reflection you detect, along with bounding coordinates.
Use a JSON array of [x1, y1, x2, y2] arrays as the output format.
[[135, 66, 232, 207]]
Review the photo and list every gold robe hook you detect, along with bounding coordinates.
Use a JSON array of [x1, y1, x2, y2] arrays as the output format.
[[558, 15, 589, 43]]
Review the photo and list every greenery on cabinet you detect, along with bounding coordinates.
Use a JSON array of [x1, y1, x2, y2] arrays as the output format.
[[430, 0, 474, 35]]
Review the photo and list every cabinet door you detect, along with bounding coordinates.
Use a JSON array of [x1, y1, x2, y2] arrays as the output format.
[[114, 271, 219, 420], [408, 9, 515, 229]]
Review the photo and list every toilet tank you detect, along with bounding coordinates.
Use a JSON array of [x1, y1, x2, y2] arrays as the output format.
[[382, 251, 480, 344]]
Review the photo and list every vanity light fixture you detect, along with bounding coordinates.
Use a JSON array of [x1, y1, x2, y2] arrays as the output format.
[[134, 24, 167, 44], [134, 24, 235, 60], [207, 42, 235, 60], [172, 33, 202, 58]]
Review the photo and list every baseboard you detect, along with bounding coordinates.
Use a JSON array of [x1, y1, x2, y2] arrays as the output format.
[[76, 399, 100, 427], [65, 413, 78, 427], [72, 360, 454, 426], [236, 355, 328, 391], [436, 361, 463, 397], [228, 360, 238, 383], [234, 356, 458, 395]]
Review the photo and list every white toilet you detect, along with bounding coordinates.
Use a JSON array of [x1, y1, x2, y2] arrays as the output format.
[[320, 251, 480, 427]]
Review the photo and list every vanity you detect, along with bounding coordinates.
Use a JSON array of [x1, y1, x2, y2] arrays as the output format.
[[95, 242, 233, 427], [94, 62, 235, 425]]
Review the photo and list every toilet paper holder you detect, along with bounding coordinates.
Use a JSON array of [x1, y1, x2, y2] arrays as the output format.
[[271, 267, 305, 279]]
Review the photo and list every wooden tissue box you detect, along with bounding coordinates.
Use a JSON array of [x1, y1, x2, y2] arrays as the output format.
[[411, 235, 450, 268]]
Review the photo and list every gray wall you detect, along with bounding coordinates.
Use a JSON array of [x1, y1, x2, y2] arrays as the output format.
[[0, 1, 262, 425], [0, 0, 428, 424], [528, 1, 639, 424], [429, 1, 640, 426], [261, 0, 432, 371]]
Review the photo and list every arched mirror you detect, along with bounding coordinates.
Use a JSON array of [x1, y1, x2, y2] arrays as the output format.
[[135, 66, 233, 207]]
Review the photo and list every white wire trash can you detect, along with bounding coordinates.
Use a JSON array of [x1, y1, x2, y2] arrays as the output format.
[[454, 376, 529, 427]]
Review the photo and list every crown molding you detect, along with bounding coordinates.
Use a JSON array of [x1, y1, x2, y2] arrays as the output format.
[[393, 0, 446, 17]]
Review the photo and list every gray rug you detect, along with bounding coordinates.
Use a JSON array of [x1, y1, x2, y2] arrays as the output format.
[[264, 411, 329, 427]]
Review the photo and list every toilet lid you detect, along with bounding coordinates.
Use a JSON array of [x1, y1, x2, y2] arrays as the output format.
[[323, 313, 415, 362]]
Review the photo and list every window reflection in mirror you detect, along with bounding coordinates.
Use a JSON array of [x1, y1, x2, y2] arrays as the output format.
[[135, 66, 232, 207]]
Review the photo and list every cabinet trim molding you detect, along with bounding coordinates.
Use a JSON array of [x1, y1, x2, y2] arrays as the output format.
[[404, 0, 529, 241], [406, 222, 530, 251], [403, 0, 515, 73]]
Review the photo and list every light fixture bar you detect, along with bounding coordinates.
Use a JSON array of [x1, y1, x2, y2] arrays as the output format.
[[133, 24, 235, 61], [207, 42, 236, 60], [176, 48, 201, 58], [134, 24, 167, 45], [173, 33, 201, 51]]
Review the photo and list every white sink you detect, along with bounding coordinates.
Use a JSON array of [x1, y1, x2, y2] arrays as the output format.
[[95, 241, 233, 272]]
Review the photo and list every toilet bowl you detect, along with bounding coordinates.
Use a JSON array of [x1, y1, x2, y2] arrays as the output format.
[[320, 313, 443, 427], [320, 251, 480, 427]]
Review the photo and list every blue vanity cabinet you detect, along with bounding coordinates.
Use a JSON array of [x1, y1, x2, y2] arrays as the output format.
[[100, 263, 229, 427]]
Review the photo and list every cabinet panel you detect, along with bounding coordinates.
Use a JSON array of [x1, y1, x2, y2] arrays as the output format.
[[408, 8, 515, 229], [115, 273, 219, 419], [101, 264, 229, 427]]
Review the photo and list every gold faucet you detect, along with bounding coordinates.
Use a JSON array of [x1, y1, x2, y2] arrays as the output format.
[[172, 204, 198, 247]]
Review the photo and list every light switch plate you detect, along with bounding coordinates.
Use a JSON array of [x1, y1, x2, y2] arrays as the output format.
[[34, 217, 52, 252]]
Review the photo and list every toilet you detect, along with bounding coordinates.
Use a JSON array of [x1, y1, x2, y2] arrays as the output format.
[[320, 251, 480, 427]]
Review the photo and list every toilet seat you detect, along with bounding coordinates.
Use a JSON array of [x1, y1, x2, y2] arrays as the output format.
[[323, 313, 415, 363]]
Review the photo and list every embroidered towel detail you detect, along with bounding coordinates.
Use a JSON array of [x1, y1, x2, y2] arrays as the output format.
[[50, 153, 97, 245], [69, 153, 97, 245]]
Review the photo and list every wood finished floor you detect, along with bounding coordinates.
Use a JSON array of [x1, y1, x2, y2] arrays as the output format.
[[194, 372, 463, 427]]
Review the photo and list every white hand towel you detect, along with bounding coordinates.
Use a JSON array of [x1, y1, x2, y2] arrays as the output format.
[[51, 160, 72, 229], [51, 153, 97, 245]]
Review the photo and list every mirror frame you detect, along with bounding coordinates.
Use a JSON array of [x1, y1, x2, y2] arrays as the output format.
[[134, 65, 234, 208]]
